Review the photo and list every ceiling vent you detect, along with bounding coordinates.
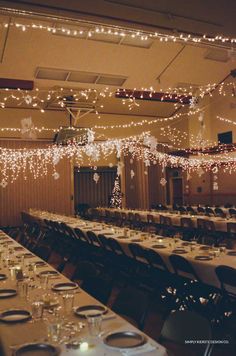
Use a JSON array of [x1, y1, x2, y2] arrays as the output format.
[[204, 49, 229, 62], [35, 67, 127, 86], [52, 24, 152, 48]]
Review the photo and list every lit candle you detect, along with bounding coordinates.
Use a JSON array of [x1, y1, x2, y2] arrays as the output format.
[[80, 342, 89, 352]]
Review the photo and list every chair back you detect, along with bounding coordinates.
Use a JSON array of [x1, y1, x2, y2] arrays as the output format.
[[86, 231, 100, 246], [186, 206, 195, 214], [112, 286, 149, 330], [144, 249, 169, 272], [204, 220, 215, 232], [160, 311, 212, 349], [229, 208, 236, 218], [180, 217, 193, 229], [98, 234, 112, 252], [197, 218, 205, 230], [197, 206, 205, 214], [205, 207, 215, 216], [128, 243, 146, 263], [214, 208, 225, 218], [215, 265, 236, 293], [74, 227, 88, 243], [147, 214, 154, 224], [169, 254, 199, 281], [108, 238, 126, 256], [227, 222, 236, 235]]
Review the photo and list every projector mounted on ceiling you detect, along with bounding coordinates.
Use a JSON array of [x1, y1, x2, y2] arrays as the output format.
[[53, 126, 89, 145], [53, 94, 95, 145]]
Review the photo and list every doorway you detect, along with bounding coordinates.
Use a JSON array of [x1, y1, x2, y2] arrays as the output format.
[[171, 177, 183, 205], [74, 167, 117, 211]]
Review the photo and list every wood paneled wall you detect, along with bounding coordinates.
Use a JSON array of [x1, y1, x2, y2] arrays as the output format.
[[124, 156, 149, 209], [74, 167, 116, 208], [0, 140, 72, 226], [184, 168, 236, 206]]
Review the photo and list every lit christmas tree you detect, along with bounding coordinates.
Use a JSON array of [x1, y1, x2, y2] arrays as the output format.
[[110, 175, 122, 208]]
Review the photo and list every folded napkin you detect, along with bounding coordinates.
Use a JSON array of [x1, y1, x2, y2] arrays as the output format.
[[121, 343, 157, 355]]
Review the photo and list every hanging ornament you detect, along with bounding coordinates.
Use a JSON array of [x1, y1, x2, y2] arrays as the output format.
[[160, 177, 167, 186], [197, 167, 204, 177], [21, 117, 37, 140], [144, 171, 148, 175], [24, 95, 33, 105], [52, 155, 60, 166], [130, 169, 135, 179], [187, 171, 192, 181], [117, 161, 124, 176], [0, 179, 8, 188], [52, 172, 60, 180], [116, 142, 121, 158], [144, 159, 150, 167], [143, 135, 157, 152], [213, 174, 218, 181], [189, 96, 199, 109], [213, 182, 219, 191], [87, 129, 95, 144], [108, 163, 113, 168], [212, 166, 219, 174], [130, 158, 133, 164], [93, 172, 100, 184]]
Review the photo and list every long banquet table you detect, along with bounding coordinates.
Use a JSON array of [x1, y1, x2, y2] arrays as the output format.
[[27, 210, 236, 291], [0, 229, 167, 356], [96, 207, 236, 233]]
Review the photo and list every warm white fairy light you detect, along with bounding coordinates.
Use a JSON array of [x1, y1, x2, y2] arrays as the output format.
[[1, 13, 236, 46], [217, 115, 236, 126], [1, 131, 236, 187]]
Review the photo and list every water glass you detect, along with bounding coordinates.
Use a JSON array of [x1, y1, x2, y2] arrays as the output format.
[[17, 279, 29, 299], [40, 274, 49, 290], [62, 293, 74, 314], [87, 315, 102, 337], [31, 301, 44, 320], [47, 321, 62, 342]]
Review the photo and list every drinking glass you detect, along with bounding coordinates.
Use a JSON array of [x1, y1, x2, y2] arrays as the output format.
[[87, 315, 102, 337], [47, 321, 62, 342], [17, 279, 29, 299], [62, 293, 74, 314], [31, 301, 44, 320], [40, 274, 49, 290]]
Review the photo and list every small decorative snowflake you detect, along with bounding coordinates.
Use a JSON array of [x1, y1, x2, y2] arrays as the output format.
[[0, 179, 8, 188], [24, 95, 33, 105], [160, 177, 167, 186], [197, 168, 204, 177], [130, 169, 135, 179], [52, 172, 60, 180], [93, 172, 100, 184], [212, 166, 218, 174]]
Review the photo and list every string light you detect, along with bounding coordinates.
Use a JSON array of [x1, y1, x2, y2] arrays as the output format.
[[1, 131, 236, 187], [1, 14, 236, 46], [217, 115, 236, 126]]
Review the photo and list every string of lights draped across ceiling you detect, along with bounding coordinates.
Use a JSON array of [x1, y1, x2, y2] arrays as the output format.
[[0, 8, 236, 46], [1, 131, 236, 188], [0, 8, 236, 187]]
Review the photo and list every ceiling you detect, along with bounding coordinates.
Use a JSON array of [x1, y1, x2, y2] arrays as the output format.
[[0, 2, 235, 124]]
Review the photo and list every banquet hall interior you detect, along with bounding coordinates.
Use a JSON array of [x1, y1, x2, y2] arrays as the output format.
[[0, 1, 236, 355]]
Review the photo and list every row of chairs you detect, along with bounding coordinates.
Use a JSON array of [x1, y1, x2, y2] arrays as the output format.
[[88, 209, 236, 248], [11, 214, 236, 354]]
